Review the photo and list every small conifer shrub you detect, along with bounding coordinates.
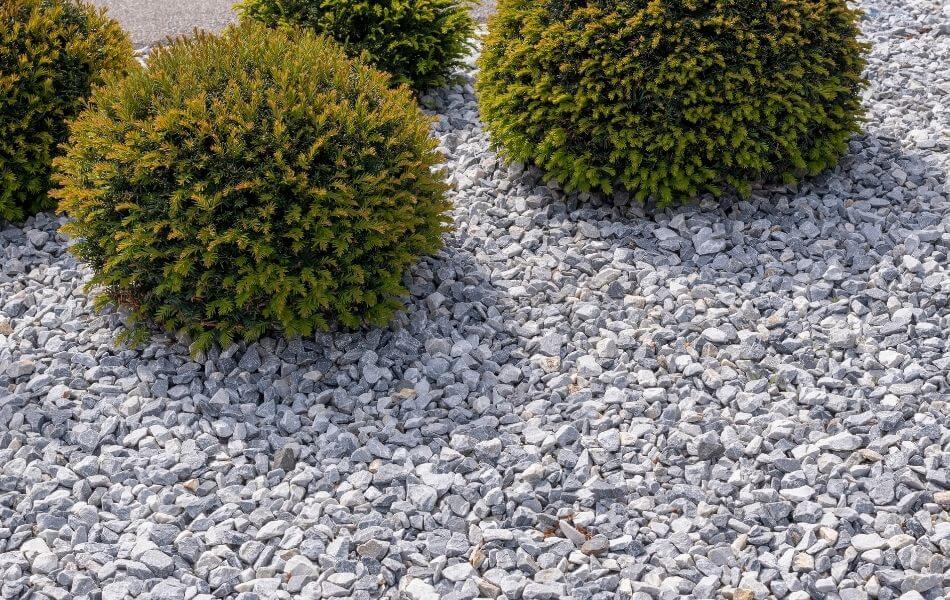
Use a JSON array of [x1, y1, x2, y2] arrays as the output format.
[[236, 0, 475, 92], [54, 23, 452, 351], [477, 0, 868, 205], [0, 0, 135, 221]]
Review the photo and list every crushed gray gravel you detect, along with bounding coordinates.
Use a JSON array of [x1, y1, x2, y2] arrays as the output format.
[[2, 0, 949, 599]]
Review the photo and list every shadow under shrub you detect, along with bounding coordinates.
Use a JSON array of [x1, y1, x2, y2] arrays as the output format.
[[477, 0, 868, 206], [0, 0, 135, 222], [54, 23, 452, 352], [237, 0, 475, 92]]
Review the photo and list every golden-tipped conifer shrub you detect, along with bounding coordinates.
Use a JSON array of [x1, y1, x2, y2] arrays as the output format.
[[54, 24, 451, 351], [477, 0, 868, 205], [0, 0, 135, 221], [237, 0, 475, 92]]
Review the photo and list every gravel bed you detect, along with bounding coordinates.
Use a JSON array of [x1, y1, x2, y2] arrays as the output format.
[[2, 0, 949, 599]]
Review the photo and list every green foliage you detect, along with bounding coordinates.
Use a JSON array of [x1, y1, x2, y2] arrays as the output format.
[[236, 0, 475, 91], [477, 0, 868, 205], [54, 23, 452, 351], [0, 0, 135, 222]]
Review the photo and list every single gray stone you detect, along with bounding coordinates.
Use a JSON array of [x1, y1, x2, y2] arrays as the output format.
[[140, 549, 175, 576], [408, 484, 438, 511]]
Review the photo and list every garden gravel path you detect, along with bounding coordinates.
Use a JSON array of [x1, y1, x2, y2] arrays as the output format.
[[2, 0, 949, 599], [91, 0, 497, 48], [91, 0, 236, 49]]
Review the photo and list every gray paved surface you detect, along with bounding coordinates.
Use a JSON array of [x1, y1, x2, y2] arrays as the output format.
[[91, 0, 237, 48], [91, 0, 495, 49], [472, 0, 495, 24]]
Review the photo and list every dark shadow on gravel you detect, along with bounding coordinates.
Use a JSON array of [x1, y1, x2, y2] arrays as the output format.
[[230, 241, 531, 461], [509, 133, 947, 304]]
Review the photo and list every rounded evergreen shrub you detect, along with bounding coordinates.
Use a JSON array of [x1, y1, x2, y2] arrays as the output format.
[[477, 0, 868, 205], [236, 0, 475, 92], [53, 23, 451, 351], [0, 0, 135, 222]]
